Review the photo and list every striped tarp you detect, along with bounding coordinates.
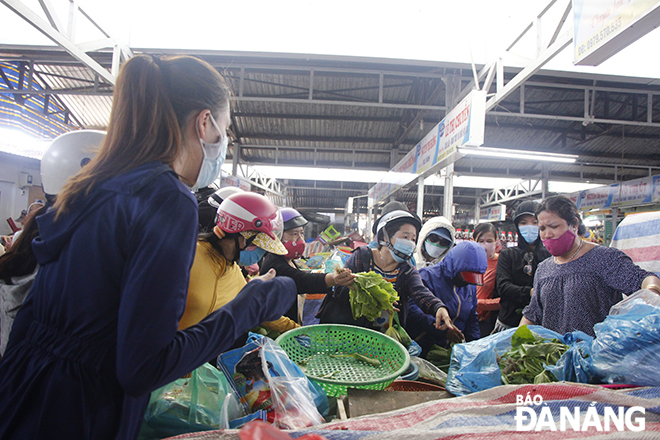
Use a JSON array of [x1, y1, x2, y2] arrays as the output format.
[[611, 211, 660, 277], [167, 383, 660, 439]]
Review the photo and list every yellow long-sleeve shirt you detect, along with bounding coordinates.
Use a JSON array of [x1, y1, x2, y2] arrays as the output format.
[[178, 241, 298, 333]]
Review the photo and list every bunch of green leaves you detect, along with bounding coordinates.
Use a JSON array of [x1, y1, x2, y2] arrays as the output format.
[[497, 325, 568, 385], [426, 344, 453, 373], [349, 271, 399, 321]]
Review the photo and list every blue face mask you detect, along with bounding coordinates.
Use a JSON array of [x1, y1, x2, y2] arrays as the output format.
[[239, 247, 266, 266], [518, 224, 539, 244], [192, 114, 228, 191], [389, 238, 416, 263]]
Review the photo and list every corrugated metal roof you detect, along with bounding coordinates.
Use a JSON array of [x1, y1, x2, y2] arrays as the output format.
[[2, 46, 660, 216]]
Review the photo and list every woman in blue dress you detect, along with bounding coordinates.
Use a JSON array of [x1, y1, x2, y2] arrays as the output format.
[[0, 54, 296, 440]]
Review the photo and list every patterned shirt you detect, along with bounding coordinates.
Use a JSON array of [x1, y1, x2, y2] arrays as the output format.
[[523, 245, 653, 336]]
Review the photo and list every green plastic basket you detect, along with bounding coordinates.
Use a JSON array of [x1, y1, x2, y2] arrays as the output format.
[[275, 324, 410, 397]]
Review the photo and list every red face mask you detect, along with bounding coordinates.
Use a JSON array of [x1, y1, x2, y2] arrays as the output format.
[[283, 240, 306, 259]]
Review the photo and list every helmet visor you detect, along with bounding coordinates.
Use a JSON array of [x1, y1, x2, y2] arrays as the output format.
[[460, 271, 484, 286]]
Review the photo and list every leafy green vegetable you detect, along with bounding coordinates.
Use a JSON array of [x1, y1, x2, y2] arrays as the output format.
[[349, 271, 399, 322], [497, 325, 568, 385], [426, 344, 453, 373]]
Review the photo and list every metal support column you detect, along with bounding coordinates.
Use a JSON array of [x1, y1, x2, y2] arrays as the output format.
[[475, 190, 481, 225], [232, 143, 240, 176], [541, 162, 549, 199], [366, 206, 373, 241], [443, 163, 454, 221], [416, 176, 424, 220]]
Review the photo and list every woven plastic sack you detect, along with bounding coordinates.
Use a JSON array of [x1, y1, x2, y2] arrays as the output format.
[[588, 289, 660, 387], [141, 363, 244, 439]]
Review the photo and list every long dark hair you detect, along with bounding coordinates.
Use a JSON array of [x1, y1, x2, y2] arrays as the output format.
[[198, 231, 240, 269], [54, 54, 231, 218], [0, 204, 48, 281]]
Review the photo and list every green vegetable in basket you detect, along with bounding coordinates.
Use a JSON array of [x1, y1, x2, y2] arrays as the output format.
[[350, 271, 399, 322], [329, 353, 381, 367], [497, 325, 568, 385]]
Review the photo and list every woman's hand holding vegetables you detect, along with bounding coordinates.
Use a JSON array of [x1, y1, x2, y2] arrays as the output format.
[[446, 327, 465, 344], [333, 268, 356, 287], [435, 307, 455, 331]]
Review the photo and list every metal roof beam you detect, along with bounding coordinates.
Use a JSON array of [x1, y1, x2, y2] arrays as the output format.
[[455, 0, 574, 109], [217, 63, 449, 80], [231, 96, 446, 111], [2, 0, 132, 86], [233, 112, 403, 123], [240, 144, 393, 154], [488, 110, 660, 128], [0, 85, 112, 96], [523, 80, 660, 96], [242, 133, 417, 145]]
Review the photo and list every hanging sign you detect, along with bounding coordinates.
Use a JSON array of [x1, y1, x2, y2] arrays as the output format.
[[480, 204, 506, 222], [573, 0, 660, 66], [368, 90, 486, 207], [613, 175, 653, 207]]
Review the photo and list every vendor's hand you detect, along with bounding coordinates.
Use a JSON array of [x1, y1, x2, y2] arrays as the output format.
[[245, 263, 260, 276], [333, 268, 356, 287], [434, 307, 455, 331], [530, 288, 534, 297], [252, 268, 276, 283], [446, 327, 465, 344], [392, 301, 401, 313]]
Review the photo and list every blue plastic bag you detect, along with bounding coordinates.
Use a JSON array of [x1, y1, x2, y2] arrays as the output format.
[[544, 330, 594, 384], [446, 325, 567, 396], [588, 290, 660, 386]]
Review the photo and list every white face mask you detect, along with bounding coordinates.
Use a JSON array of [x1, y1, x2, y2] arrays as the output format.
[[192, 114, 228, 191], [481, 241, 497, 259], [425, 240, 448, 259]]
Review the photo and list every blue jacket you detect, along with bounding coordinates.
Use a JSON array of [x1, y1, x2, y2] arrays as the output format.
[[0, 162, 296, 440], [409, 241, 487, 354]]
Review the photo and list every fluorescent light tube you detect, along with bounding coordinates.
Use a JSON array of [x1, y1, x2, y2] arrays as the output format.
[[458, 146, 577, 163]]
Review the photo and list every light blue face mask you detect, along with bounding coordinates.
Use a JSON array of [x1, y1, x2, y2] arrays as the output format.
[[518, 224, 540, 244], [238, 246, 266, 266], [192, 114, 228, 191], [389, 237, 416, 263]]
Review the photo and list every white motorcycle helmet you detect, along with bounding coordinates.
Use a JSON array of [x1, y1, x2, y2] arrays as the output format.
[[41, 130, 105, 195]]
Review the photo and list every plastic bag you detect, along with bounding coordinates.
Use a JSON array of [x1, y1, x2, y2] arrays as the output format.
[[323, 250, 344, 273], [141, 363, 244, 439], [588, 289, 660, 386], [446, 325, 565, 396], [239, 420, 329, 440], [410, 356, 447, 387], [544, 330, 594, 384], [218, 333, 328, 429]]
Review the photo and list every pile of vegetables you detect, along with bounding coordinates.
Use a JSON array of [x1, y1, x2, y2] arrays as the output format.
[[349, 271, 399, 322], [497, 325, 568, 385]]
